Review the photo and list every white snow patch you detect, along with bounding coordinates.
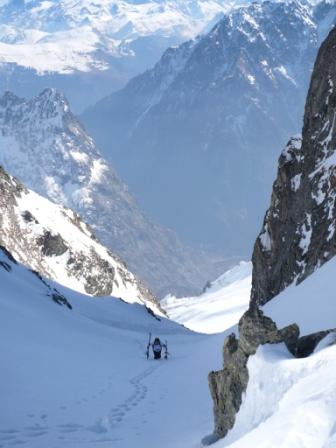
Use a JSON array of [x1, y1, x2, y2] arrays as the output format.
[[259, 224, 271, 252], [298, 213, 312, 255], [161, 262, 251, 334], [291, 173, 302, 192]]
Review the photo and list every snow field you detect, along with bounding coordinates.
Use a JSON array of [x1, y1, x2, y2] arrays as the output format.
[[0, 253, 227, 448]]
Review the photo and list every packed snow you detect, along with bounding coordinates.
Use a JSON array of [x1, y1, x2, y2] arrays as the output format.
[[161, 262, 251, 334]]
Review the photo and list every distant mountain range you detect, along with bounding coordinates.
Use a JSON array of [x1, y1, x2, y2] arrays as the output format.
[[0, 0, 235, 111], [82, 0, 336, 258], [0, 88, 230, 297]]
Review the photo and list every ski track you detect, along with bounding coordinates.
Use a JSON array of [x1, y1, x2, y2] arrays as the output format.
[[0, 363, 162, 447]]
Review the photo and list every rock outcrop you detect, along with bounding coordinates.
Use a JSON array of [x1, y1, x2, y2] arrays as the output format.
[[209, 25, 336, 440], [209, 308, 299, 438]]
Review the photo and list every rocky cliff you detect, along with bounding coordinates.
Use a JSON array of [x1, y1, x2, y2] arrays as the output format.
[[209, 25, 336, 440], [0, 165, 160, 311], [252, 23, 336, 306]]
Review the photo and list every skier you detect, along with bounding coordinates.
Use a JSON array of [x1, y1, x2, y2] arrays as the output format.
[[146, 334, 168, 360], [152, 337, 163, 359]]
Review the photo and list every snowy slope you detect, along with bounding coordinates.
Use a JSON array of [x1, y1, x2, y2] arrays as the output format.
[[161, 262, 251, 334], [262, 256, 336, 336], [0, 245, 228, 448], [0, 166, 159, 310]]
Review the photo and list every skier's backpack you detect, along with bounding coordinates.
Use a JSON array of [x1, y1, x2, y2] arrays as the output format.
[[153, 338, 162, 353]]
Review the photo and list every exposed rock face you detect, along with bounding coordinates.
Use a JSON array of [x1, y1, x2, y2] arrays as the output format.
[[252, 26, 336, 306], [0, 165, 159, 311], [209, 26, 336, 440], [83, 0, 336, 257], [0, 88, 226, 298]]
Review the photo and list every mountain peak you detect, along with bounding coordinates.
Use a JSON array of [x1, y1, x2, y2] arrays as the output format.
[[0, 90, 24, 107]]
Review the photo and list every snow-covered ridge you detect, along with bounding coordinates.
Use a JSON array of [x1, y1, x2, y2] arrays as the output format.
[[161, 262, 251, 334], [0, 165, 160, 311]]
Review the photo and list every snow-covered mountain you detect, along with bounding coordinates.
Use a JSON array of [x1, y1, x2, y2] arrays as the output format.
[[0, 88, 228, 297], [162, 261, 251, 333], [0, 165, 162, 311], [208, 25, 336, 443], [0, 0, 235, 110], [83, 0, 336, 258]]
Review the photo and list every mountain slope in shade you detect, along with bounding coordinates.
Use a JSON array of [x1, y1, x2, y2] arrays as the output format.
[[0, 165, 161, 311], [0, 89, 227, 297], [83, 0, 336, 258]]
